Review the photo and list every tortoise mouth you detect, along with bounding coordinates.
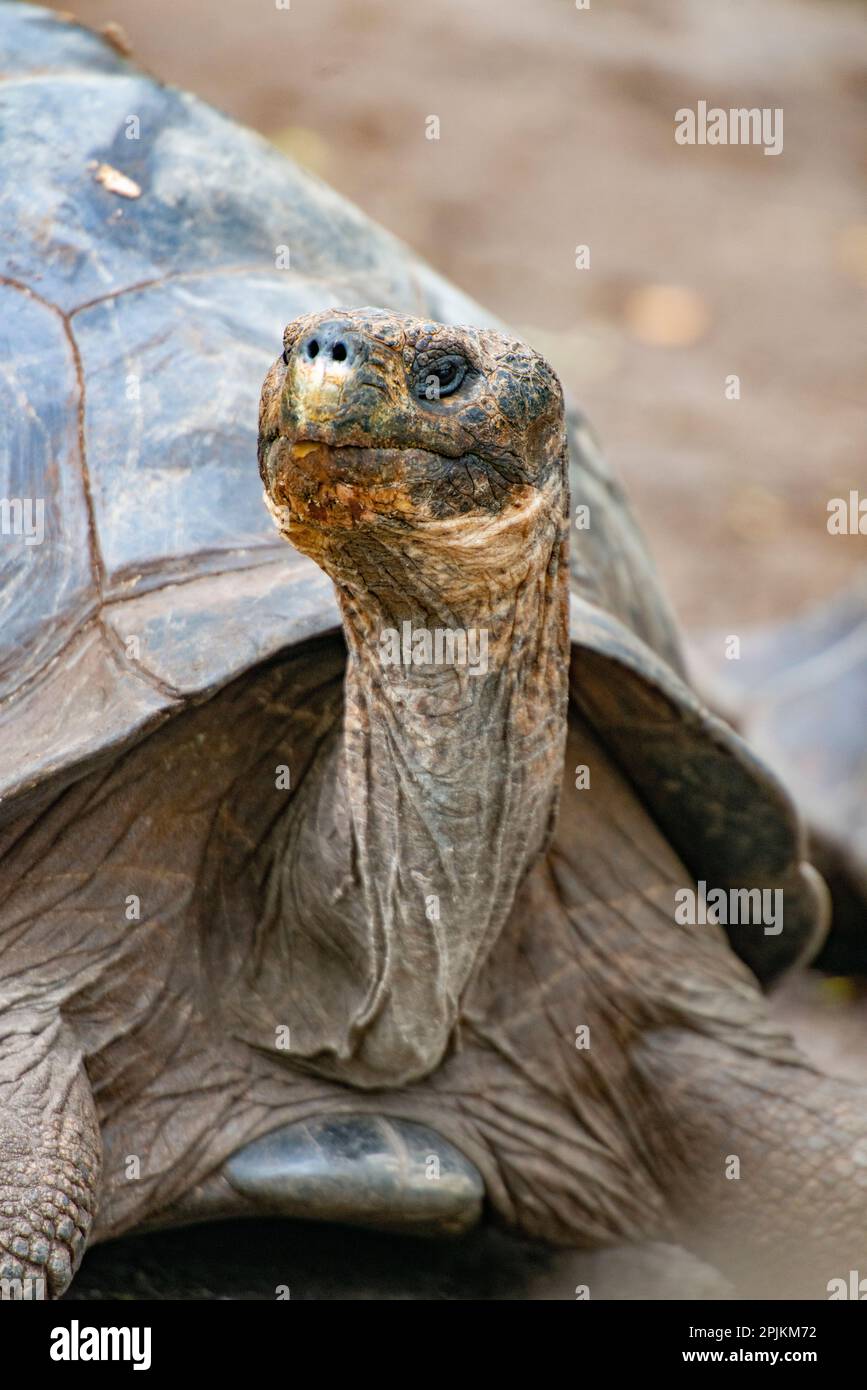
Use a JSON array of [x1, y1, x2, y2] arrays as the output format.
[[265, 435, 451, 531], [288, 438, 421, 463], [286, 435, 446, 463]]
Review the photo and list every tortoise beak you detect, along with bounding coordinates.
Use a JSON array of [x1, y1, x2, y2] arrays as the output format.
[[287, 319, 368, 432]]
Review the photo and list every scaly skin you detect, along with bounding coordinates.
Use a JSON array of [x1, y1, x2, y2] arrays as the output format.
[[2, 309, 865, 1297], [255, 309, 867, 1294], [2, 643, 866, 1297], [256, 308, 571, 1088], [0, 1015, 99, 1297]]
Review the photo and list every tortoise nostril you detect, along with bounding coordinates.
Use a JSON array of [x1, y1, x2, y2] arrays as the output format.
[[299, 325, 357, 367]]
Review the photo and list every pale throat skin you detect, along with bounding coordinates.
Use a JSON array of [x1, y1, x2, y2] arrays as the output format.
[[254, 306, 571, 1088]]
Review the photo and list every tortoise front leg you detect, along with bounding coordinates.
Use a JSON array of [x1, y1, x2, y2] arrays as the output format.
[[0, 1012, 100, 1298]]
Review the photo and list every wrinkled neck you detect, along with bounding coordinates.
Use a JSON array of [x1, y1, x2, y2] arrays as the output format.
[[338, 519, 569, 1076], [264, 488, 571, 1089]]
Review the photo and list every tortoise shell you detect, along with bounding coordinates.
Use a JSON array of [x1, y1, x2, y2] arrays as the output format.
[[0, 3, 823, 983]]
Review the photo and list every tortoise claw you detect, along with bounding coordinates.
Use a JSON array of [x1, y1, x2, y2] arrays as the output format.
[[223, 1115, 484, 1237]]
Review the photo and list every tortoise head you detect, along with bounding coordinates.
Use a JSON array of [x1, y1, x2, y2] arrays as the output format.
[[258, 307, 568, 594], [256, 310, 572, 1087]]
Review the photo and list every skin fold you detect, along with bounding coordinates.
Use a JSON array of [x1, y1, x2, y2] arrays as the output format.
[[255, 308, 570, 1087], [0, 308, 865, 1299]]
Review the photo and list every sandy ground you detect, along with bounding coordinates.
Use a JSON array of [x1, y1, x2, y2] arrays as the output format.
[[34, 0, 867, 1297]]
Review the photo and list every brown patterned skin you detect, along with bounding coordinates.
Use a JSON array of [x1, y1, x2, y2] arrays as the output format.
[[2, 308, 867, 1299], [255, 308, 571, 1087], [250, 308, 867, 1293], [0, 1021, 99, 1297]]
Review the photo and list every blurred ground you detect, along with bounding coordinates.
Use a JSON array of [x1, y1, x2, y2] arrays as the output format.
[[48, 0, 867, 630], [39, 0, 867, 1298]]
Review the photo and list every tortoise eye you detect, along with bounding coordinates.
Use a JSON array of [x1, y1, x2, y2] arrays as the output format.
[[415, 354, 467, 402]]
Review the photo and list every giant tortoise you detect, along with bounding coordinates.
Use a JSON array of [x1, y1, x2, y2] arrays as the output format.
[[1, 3, 866, 1301]]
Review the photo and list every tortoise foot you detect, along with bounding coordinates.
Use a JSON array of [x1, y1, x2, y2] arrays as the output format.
[[223, 1115, 484, 1237]]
